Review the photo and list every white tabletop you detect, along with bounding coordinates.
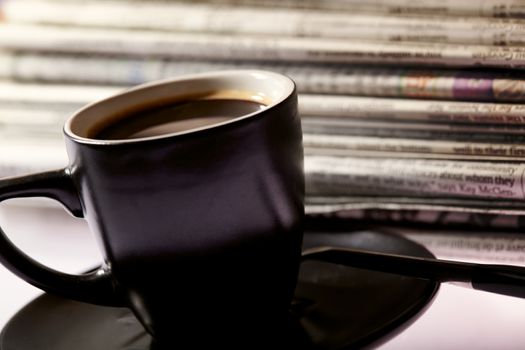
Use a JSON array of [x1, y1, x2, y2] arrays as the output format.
[[1, 201, 525, 349]]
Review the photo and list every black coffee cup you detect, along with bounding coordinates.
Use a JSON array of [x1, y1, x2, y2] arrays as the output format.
[[0, 71, 304, 346]]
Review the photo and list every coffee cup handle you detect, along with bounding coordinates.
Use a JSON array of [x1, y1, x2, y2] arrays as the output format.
[[0, 168, 124, 307]]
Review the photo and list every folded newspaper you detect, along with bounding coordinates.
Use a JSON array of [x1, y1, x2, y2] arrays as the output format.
[[2, 0, 525, 236]]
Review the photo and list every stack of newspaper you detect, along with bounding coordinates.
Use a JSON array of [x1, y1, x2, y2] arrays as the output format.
[[2, 0, 525, 237]]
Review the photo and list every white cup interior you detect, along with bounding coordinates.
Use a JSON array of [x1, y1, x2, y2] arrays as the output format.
[[64, 70, 295, 143]]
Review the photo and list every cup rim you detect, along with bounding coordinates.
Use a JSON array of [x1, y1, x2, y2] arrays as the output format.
[[64, 70, 295, 145]]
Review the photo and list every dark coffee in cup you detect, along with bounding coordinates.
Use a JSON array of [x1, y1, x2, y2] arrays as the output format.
[[0, 71, 303, 348], [91, 93, 267, 140]]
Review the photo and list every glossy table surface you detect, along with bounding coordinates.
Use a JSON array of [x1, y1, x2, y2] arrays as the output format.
[[1, 201, 525, 349]]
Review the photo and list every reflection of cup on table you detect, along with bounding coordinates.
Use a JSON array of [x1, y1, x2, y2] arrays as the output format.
[[0, 71, 304, 346]]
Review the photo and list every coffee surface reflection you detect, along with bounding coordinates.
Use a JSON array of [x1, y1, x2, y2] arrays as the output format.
[[93, 98, 266, 140]]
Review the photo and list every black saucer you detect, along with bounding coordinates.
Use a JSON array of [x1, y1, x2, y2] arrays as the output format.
[[0, 230, 439, 349]]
